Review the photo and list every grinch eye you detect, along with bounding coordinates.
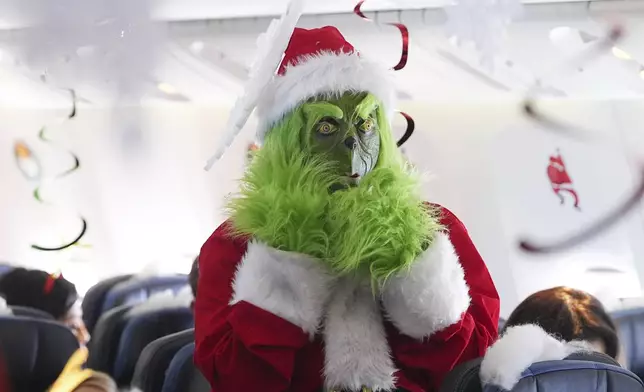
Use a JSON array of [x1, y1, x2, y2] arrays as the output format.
[[317, 121, 338, 136], [358, 118, 375, 135]]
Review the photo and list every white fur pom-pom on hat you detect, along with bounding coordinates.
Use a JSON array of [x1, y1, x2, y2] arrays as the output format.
[[480, 324, 590, 390]]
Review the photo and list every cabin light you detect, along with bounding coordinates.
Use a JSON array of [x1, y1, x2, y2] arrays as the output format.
[[640, 68, 644, 80], [190, 41, 205, 54], [612, 47, 632, 61], [157, 82, 178, 95]]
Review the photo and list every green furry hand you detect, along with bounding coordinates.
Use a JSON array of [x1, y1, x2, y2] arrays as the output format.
[[326, 167, 439, 283], [228, 151, 335, 260]]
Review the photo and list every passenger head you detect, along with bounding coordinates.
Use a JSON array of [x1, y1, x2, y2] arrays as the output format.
[[505, 286, 619, 359], [0, 268, 90, 346], [70, 372, 117, 392], [188, 256, 199, 311]]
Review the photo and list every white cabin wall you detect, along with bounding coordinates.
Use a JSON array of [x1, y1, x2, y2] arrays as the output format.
[[2, 98, 644, 306]]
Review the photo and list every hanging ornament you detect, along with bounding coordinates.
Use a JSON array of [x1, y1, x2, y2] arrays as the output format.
[[516, 26, 642, 254], [26, 91, 88, 253], [354, 0, 409, 71], [444, 0, 524, 70], [13, 141, 42, 181]]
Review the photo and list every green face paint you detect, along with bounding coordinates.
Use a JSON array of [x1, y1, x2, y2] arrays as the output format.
[[300, 92, 381, 192]]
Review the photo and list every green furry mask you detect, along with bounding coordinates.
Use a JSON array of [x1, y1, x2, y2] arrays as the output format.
[[228, 92, 442, 284]]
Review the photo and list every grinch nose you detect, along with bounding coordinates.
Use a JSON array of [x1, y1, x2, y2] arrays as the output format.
[[344, 136, 356, 150]]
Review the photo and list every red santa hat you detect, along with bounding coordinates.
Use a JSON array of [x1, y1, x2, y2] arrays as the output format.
[[204, 0, 395, 170], [255, 26, 396, 140]]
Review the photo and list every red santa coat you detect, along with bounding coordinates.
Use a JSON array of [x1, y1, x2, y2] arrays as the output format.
[[194, 206, 500, 392]]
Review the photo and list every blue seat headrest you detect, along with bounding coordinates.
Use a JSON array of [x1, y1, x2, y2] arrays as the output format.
[[100, 275, 188, 314], [131, 329, 195, 392], [440, 352, 643, 392], [86, 305, 133, 374], [0, 264, 13, 276], [613, 308, 644, 380], [112, 307, 193, 386], [82, 274, 133, 334], [0, 316, 79, 392], [162, 343, 210, 392], [484, 358, 644, 392]]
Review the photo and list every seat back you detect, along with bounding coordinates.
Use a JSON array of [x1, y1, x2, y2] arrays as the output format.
[[162, 343, 210, 392], [86, 305, 133, 374], [100, 275, 188, 314], [9, 306, 55, 320], [82, 274, 133, 334], [441, 352, 643, 392], [112, 307, 193, 386], [613, 307, 644, 379], [0, 264, 13, 276], [0, 316, 79, 392], [131, 329, 195, 392]]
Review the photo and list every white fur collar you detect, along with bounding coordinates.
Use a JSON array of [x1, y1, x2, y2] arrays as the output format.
[[231, 234, 469, 390], [323, 276, 397, 391]]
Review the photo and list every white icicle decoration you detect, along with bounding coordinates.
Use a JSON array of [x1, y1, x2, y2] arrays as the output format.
[[444, 0, 523, 70], [204, 0, 304, 170]]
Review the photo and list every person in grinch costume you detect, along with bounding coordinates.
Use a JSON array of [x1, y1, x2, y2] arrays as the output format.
[[196, 4, 500, 391]]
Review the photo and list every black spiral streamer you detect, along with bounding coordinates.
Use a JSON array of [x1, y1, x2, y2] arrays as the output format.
[[30, 90, 88, 252]]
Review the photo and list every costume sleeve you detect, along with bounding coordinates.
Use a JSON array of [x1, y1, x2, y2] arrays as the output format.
[[193, 222, 333, 392], [381, 206, 500, 391]]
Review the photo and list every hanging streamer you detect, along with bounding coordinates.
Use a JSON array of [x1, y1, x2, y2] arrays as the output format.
[[516, 25, 644, 254], [29, 90, 88, 252], [354, 0, 414, 149], [354, 0, 409, 71], [396, 111, 415, 148]]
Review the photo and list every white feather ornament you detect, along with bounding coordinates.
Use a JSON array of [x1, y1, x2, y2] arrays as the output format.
[[204, 0, 304, 171]]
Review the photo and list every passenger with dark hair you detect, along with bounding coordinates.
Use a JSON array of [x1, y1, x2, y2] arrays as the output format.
[[188, 256, 199, 312], [0, 268, 90, 346], [504, 286, 623, 363]]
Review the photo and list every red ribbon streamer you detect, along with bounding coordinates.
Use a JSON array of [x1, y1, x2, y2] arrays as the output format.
[[396, 111, 414, 148], [354, 0, 409, 71], [354, 0, 414, 150]]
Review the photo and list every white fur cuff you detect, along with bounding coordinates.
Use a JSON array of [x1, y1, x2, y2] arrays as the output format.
[[480, 325, 590, 390], [230, 241, 333, 337], [381, 233, 470, 339]]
